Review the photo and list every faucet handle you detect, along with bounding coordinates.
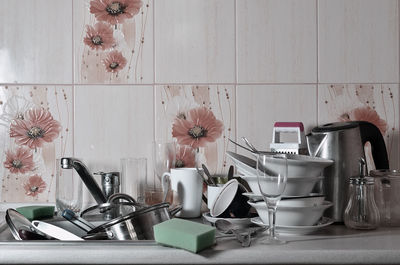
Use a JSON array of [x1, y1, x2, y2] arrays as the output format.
[[95, 172, 120, 200]]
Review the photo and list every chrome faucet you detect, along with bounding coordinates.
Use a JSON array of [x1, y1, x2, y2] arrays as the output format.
[[60, 157, 107, 204]]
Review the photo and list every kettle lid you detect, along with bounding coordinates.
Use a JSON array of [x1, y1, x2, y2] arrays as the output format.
[[311, 122, 358, 133]]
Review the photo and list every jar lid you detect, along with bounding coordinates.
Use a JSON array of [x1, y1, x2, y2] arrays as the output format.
[[349, 176, 375, 185]]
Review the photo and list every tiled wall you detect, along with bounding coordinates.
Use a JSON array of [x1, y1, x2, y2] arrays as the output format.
[[0, 0, 399, 205]]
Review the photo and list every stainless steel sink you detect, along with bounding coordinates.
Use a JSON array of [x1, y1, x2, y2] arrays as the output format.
[[0, 213, 156, 244]]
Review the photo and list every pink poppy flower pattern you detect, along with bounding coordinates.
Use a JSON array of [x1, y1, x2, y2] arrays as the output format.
[[175, 145, 196, 168], [340, 106, 388, 135], [103, 50, 127, 73], [4, 147, 34, 174], [90, 0, 143, 25], [172, 107, 224, 149], [23, 175, 46, 197], [10, 108, 62, 149], [84, 22, 116, 50]]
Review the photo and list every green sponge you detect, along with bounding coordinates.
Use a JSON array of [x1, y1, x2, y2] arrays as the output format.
[[16, 206, 55, 221], [154, 218, 215, 253]]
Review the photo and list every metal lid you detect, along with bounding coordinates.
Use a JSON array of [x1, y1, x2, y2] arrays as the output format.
[[370, 169, 400, 177], [311, 122, 358, 133], [349, 176, 375, 185], [88, 203, 170, 234]]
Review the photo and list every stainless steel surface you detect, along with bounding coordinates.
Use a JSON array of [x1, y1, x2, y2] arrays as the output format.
[[228, 138, 255, 153], [215, 219, 251, 247], [5, 209, 35, 241], [62, 209, 95, 232], [96, 172, 121, 200], [88, 203, 177, 240], [60, 158, 107, 204], [241, 137, 259, 153], [307, 123, 362, 222], [31, 220, 84, 241], [307, 121, 389, 222]]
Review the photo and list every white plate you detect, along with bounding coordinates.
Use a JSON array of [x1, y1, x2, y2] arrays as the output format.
[[250, 216, 334, 235], [243, 192, 325, 201], [202, 212, 252, 229]]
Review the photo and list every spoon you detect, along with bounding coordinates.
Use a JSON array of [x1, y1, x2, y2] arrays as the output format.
[[215, 219, 251, 247], [202, 164, 216, 186], [241, 137, 259, 153]]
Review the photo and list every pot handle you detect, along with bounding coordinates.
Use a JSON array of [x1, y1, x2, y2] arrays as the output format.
[[107, 193, 136, 204], [358, 121, 389, 170], [161, 172, 171, 203], [169, 205, 182, 217]]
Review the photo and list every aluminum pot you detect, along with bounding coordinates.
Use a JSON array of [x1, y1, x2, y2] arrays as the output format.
[[87, 203, 181, 240]]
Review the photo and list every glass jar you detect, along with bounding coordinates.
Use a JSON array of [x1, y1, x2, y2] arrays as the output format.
[[344, 176, 380, 230], [371, 169, 400, 226]]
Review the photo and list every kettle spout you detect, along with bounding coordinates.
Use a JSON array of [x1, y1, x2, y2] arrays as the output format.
[[306, 133, 327, 157]]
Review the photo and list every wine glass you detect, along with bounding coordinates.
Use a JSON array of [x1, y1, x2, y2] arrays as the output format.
[[256, 153, 288, 245]]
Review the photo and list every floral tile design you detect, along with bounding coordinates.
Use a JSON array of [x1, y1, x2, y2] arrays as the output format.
[[155, 85, 235, 175], [318, 84, 399, 169], [0, 86, 73, 203], [74, 0, 153, 84]]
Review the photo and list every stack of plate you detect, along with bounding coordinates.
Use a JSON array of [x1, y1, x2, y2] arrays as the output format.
[[226, 151, 335, 234]]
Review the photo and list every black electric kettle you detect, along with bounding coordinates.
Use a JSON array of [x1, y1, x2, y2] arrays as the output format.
[[306, 121, 389, 222]]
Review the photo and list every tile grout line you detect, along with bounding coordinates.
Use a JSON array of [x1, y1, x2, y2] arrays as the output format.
[[71, 0, 75, 157], [152, 0, 156, 144], [316, 0, 319, 126], [2, 82, 399, 86], [234, 0, 238, 152]]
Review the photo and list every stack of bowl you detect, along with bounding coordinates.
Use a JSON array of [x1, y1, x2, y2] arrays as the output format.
[[226, 151, 334, 227]]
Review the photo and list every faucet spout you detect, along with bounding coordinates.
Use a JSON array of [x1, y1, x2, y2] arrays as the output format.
[[60, 158, 107, 204]]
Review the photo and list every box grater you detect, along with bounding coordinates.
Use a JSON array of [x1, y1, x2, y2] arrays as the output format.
[[270, 122, 308, 155]]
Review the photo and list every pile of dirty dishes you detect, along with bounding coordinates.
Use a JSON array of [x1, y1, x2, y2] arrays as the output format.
[[226, 151, 334, 230]]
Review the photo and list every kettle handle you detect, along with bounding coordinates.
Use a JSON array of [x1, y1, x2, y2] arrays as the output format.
[[357, 121, 389, 170]]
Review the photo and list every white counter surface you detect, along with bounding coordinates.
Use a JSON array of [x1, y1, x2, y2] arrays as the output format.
[[1, 224, 400, 264]]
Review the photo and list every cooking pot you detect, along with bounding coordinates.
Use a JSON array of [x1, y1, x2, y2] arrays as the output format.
[[87, 203, 181, 240]]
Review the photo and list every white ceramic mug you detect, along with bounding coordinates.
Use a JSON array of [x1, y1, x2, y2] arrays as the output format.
[[207, 185, 223, 210], [161, 168, 203, 218]]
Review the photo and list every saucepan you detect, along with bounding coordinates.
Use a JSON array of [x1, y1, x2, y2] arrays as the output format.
[[86, 202, 181, 240]]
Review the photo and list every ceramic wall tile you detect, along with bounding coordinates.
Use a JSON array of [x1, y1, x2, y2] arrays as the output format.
[[0, 0, 72, 84], [237, 0, 317, 83], [74, 85, 153, 206], [74, 0, 153, 84], [318, 0, 399, 83], [318, 84, 400, 169], [155, 85, 235, 175], [236, 85, 317, 154], [155, 0, 235, 83], [0, 86, 73, 203]]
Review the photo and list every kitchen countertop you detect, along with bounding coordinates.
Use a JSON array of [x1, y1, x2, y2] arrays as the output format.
[[1, 223, 400, 264]]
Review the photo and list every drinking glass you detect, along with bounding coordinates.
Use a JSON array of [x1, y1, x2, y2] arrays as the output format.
[[151, 142, 176, 203], [121, 158, 147, 203], [153, 142, 176, 180], [56, 159, 82, 215], [256, 153, 288, 245]]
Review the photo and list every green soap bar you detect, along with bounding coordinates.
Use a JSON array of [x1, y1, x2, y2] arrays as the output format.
[[16, 206, 55, 221], [154, 218, 215, 253]]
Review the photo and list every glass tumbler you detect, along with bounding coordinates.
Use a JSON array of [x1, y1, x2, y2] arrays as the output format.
[[121, 158, 147, 203], [56, 159, 82, 215]]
